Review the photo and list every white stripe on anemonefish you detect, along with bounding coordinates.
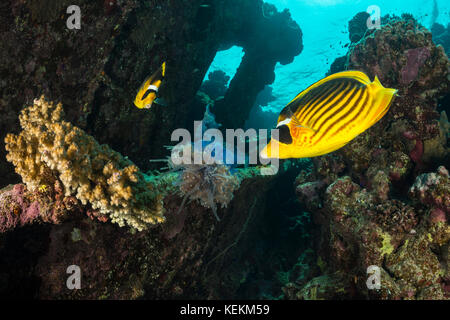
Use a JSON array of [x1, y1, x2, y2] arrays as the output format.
[[147, 84, 159, 92]]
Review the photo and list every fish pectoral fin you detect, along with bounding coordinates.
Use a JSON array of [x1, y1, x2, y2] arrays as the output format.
[[154, 97, 168, 106], [295, 125, 316, 133], [289, 114, 316, 133]]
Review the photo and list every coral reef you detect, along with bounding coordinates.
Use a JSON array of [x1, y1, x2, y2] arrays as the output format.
[[348, 11, 370, 43], [285, 167, 449, 299], [0, 184, 34, 233], [0, 1, 447, 302], [5, 96, 164, 231], [409, 166, 449, 213], [0, 164, 278, 299], [431, 22, 450, 56], [0, 0, 138, 186], [339, 16, 449, 176], [0, 0, 306, 300], [283, 16, 450, 300], [0, 95, 290, 299]]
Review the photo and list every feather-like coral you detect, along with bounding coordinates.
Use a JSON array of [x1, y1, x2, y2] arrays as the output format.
[[169, 143, 240, 221]]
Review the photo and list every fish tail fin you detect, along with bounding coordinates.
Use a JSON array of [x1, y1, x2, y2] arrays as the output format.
[[369, 87, 397, 124], [154, 97, 168, 107]]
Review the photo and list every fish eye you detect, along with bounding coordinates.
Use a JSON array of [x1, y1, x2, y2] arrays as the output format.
[[276, 124, 293, 144]]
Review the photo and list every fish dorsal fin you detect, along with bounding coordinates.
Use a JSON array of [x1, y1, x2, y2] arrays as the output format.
[[369, 75, 387, 92], [285, 70, 371, 107], [373, 75, 382, 87], [367, 75, 389, 96], [335, 70, 371, 85], [162, 62, 166, 77]]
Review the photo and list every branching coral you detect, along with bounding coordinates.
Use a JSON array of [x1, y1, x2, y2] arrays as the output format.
[[5, 96, 164, 231], [169, 143, 240, 221]]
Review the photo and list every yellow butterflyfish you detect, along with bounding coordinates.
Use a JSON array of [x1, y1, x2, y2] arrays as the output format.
[[261, 71, 397, 159], [134, 62, 166, 109]]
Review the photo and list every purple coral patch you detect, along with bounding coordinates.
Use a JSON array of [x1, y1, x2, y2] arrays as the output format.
[[400, 47, 431, 85], [20, 201, 40, 225]]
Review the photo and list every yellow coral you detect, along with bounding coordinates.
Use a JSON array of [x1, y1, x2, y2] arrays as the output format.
[[5, 96, 165, 231], [380, 232, 394, 257]]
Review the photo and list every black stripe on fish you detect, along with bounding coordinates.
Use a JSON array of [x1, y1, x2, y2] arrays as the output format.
[[300, 80, 349, 124], [314, 84, 363, 130], [330, 89, 369, 139], [280, 80, 337, 121], [308, 80, 356, 130], [314, 85, 365, 144], [295, 79, 343, 120], [277, 124, 293, 144], [141, 88, 158, 101]]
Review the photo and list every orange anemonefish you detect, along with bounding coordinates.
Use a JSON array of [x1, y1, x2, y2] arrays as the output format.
[[134, 62, 166, 109], [261, 70, 397, 159]]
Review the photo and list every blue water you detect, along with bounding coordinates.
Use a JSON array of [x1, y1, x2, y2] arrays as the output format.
[[206, 0, 450, 113]]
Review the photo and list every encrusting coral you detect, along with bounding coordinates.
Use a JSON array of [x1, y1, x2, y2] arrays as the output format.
[[409, 165, 449, 213], [4, 96, 164, 231], [0, 181, 81, 233]]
